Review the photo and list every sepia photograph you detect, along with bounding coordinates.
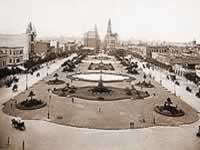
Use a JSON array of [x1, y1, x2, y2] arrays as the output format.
[[0, 0, 200, 149]]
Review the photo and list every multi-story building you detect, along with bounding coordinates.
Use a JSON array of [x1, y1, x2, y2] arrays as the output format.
[[128, 45, 147, 59], [103, 19, 119, 50], [50, 40, 59, 49], [0, 33, 31, 62], [33, 41, 51, 57], [64, 40, 78, 51], [147, 46, 170, 59], [84, 25, 101, 50], [0, 50, 7, 69], [0, 33, 32, 67], [0, 22, 36, 67], [0, 47, 24, 66]]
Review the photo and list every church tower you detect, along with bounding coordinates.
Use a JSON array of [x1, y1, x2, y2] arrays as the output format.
[[104, 18, 119, 51], [107, 18, 112, 34], [26, 22, 37, 58]]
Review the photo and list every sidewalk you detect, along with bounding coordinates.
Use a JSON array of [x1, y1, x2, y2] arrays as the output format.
[[0, 53, 77, 105], [141, 63, 200, 112]]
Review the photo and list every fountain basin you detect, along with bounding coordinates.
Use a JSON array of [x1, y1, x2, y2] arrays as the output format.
[[69, 72, 134, 82]]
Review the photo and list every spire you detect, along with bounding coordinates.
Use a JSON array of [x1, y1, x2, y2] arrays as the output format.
[[107, 18, 112, 34], [94, 24, 98, 37], [26, 22, 32, 34], [94, 24, 97, 33], [26, 22, 37, 41]]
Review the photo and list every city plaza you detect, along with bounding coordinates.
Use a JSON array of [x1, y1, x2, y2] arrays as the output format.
[[0, 11, 200, 150], [0, 51, 200, 150]]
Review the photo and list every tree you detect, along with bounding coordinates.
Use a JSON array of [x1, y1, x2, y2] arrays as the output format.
[[53, 73, 59, 80], [143, 74, 147, 82], [166, 97, 173, 107], [28, 91, 35, 101]]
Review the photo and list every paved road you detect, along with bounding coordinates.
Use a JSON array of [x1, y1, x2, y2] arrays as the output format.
[[139, 61, 200, 112], [0, 54, 200, 150]]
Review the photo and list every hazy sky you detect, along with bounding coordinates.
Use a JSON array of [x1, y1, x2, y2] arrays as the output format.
[[0, 0, 200, 42]]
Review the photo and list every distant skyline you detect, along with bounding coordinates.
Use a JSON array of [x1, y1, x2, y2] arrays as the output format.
[[0, 0, 200, 42]]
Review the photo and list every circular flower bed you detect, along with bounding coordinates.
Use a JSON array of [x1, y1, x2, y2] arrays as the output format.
[[154, 105, 184, 117], [47, 79, 65, 85], [92, 55, 111, 60], [52, 86, 77, 97], [16, 99, 47, 110], [53, 86, 149, 101], [88, 63, 115, 71], [135, 81, 154, 88]]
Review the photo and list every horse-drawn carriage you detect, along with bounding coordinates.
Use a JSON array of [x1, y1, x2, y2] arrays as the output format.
[[11, 117, 25, 131], [5, 76, 19, 88], [186, 86, 192, 93], [12, 84, 18, 92]]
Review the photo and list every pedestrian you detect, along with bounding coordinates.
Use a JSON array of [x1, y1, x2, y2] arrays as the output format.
[[10, 103, 13, 109], [130, 122, 134, 129], [98, 107, 101, 112], [7, 136, 10, 145], [72, 97, 74, 103], [153, 117, 156, 124], [22, 140, 25, 150]]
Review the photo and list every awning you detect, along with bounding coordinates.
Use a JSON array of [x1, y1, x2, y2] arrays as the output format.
[[16, 65, 26, 71], [7, 66, 12, 70]]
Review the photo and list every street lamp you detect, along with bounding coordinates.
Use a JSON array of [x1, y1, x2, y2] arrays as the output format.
[[159, 69, 162, 85], [47, 88, 52, 119], [25, 70, 30, 90], [174, 82, 176, 96], [46, 63, 48, 76]]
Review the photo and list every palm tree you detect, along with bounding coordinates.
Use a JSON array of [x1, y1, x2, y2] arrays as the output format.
[[28, 91, 35, 101], [53, 73, 59, 81], [66, 83, 69, 89], [166, 97, 173, 107], [143, 74, 147, 82]]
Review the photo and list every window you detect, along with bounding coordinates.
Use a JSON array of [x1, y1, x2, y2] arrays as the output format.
[[9, 59, 12, 63]]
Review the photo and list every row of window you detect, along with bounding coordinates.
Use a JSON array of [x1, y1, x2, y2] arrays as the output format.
[[1, 49, 23, 55], [9, 58, 21, 64], [0, 59, 7, 69]]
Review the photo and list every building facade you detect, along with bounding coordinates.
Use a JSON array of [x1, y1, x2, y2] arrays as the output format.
[[65, 40, 78, 51], [33, 41, 51, 57], [0, 47, 24, 66], [103, 19, 119, 50], [84, 25, 101, 50], [0, 22, 36, 66], [0, 50, 7, 69]]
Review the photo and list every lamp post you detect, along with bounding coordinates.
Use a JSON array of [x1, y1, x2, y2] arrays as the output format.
[[46, 63, 49, 76], [47, 88, 52, 119], [25, 70, 29, 90], [159, 68, 162, 85], [174, 82, 176, 96]]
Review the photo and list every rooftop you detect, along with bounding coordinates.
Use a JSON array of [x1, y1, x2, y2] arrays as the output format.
[[0, 33, 29, 48]]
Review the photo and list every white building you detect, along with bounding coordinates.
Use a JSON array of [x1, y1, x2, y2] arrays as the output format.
[[50, 40, 59, 49], [0, 33, 31, 66]]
